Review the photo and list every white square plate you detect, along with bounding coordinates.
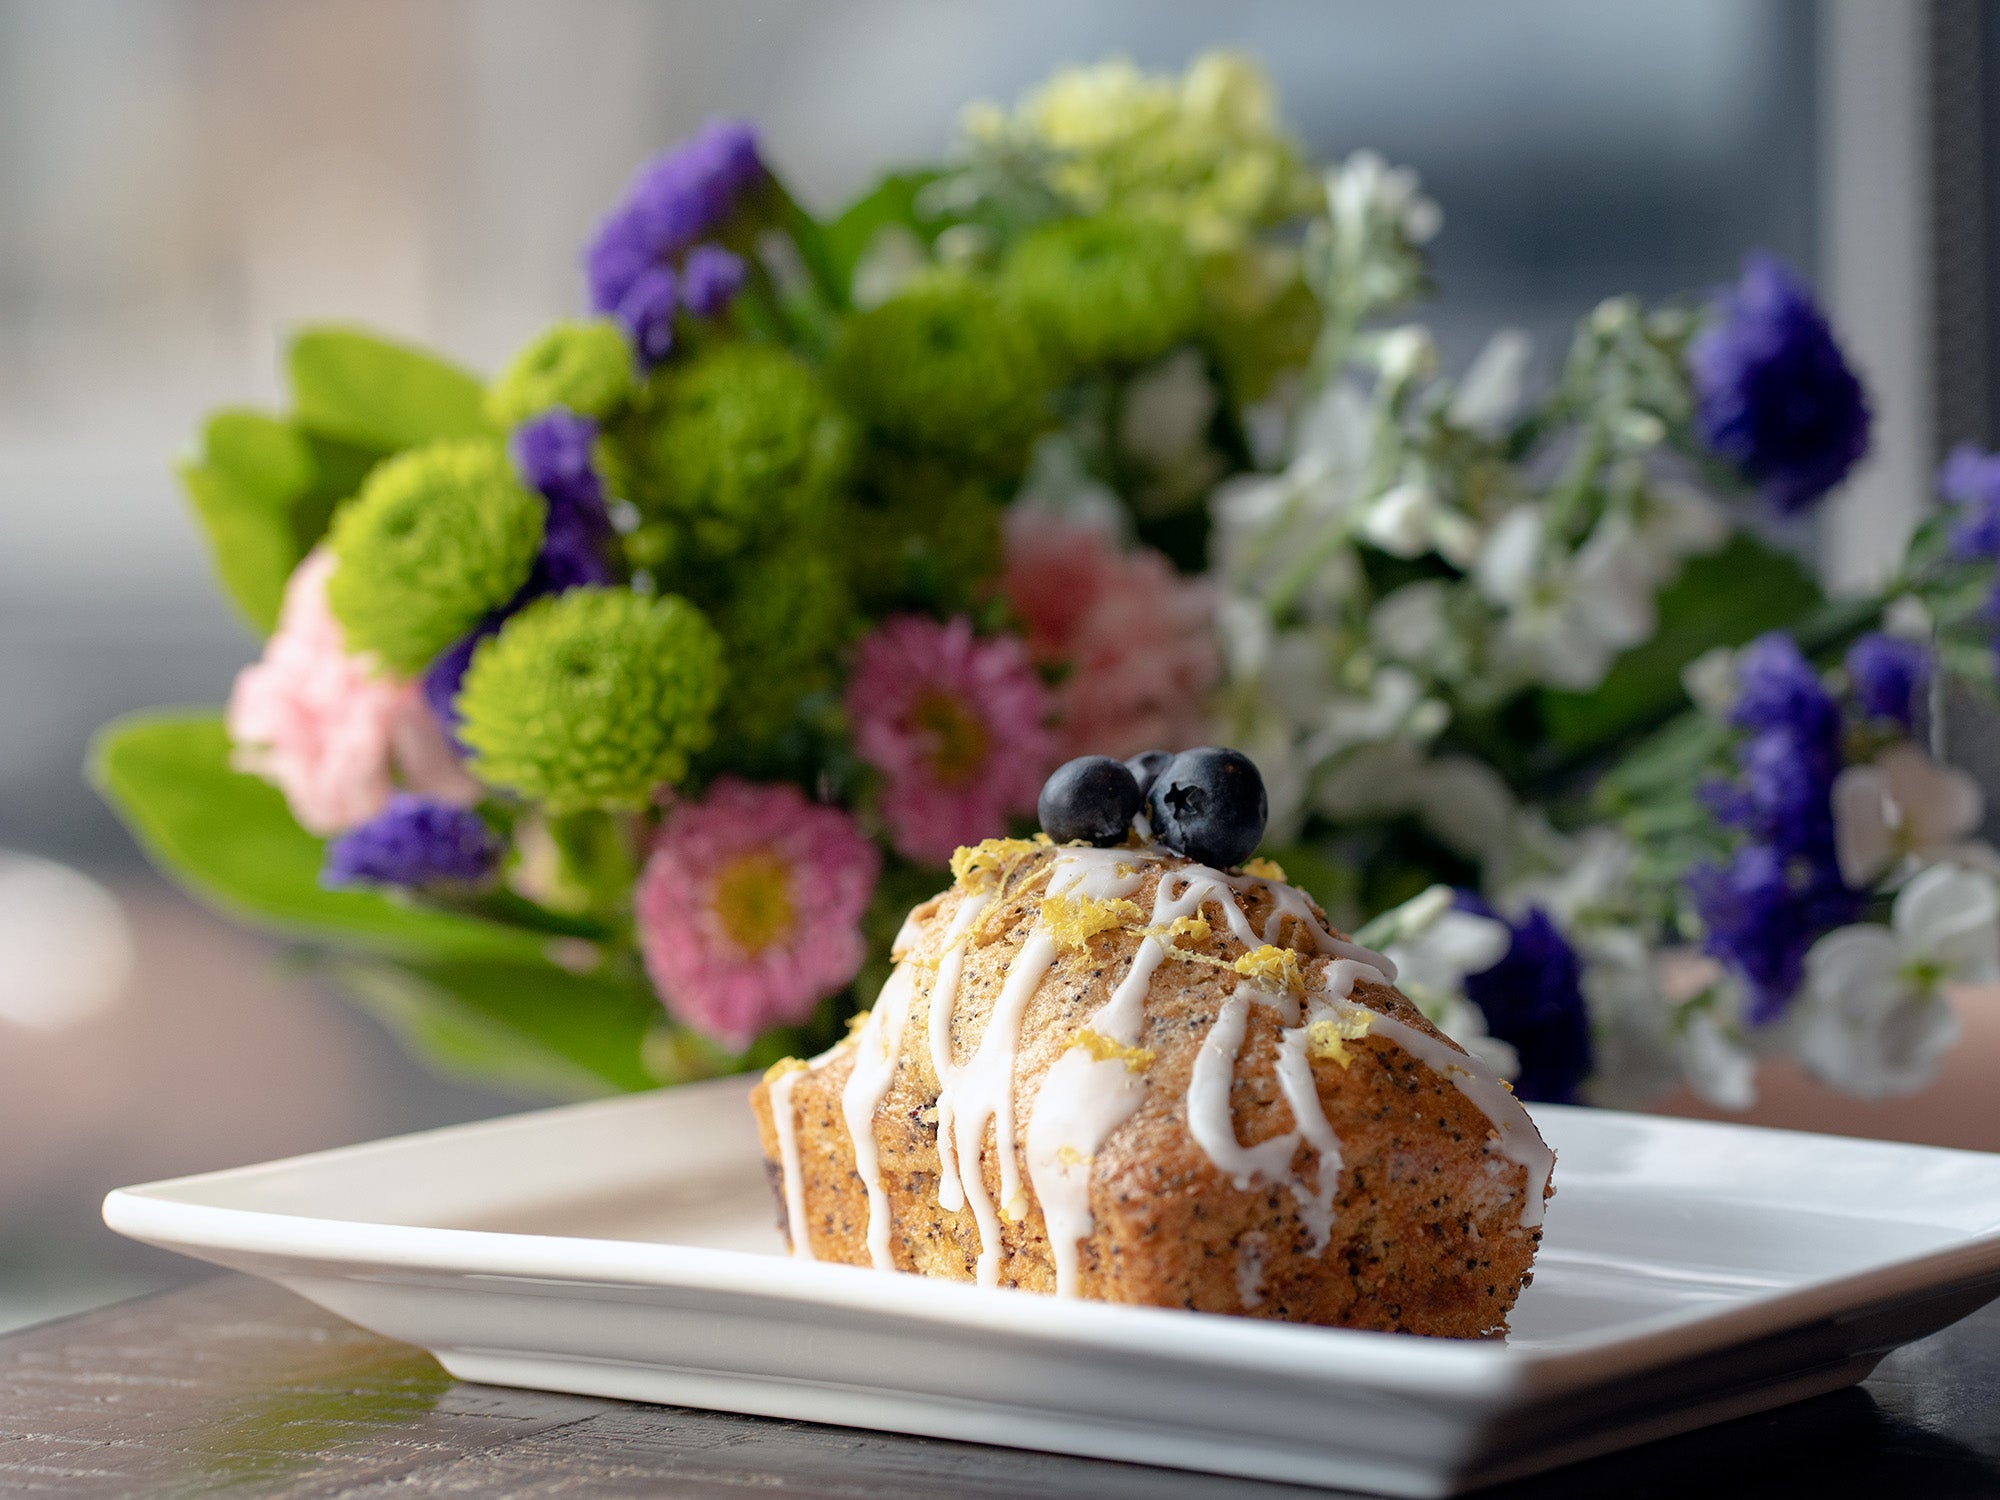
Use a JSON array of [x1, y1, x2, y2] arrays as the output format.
[[104, 1077, 2000, 1497]]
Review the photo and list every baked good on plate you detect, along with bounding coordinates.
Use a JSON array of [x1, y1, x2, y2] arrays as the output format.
[[751, 749, 1553, 1336]]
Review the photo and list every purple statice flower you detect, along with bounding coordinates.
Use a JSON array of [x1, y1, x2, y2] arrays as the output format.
[[423, 625, 489, 734], [614, 266, 679, 369], [584, 120, 763, 368], [1687, 631, 1863, 1022], [1729, 631, 1842, 742], [1686, 846, 1820, 1025], [1689, 254, 1870, 517], [1454, 895, 1594, 1105], [680, 243, 746, 318], [1845, 632, 1930, 729], [323, 795, 500, 888], [512, 408, 615, 593], [1939, 444, 2000, 561], [1713, 634, 1848, 858]]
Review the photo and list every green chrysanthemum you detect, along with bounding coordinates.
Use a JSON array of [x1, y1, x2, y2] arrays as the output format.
[[1201, 246, 1320, 402], [961, 51, 1321, 253], [1002, 214, 1201, 372], [458, 588, 725, 811], [828, 275, 1049, 470], [326, 440, 543, 675], [708, 543, 855, 746], [485, 319, 635, 428], [842, 451, 1004, 611], [615, 343, 850, 562]]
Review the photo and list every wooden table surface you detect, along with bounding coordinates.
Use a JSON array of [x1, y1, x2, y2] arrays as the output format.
[[0, 1274, 1995, 1499]]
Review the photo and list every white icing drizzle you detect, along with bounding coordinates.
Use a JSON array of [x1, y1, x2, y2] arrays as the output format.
[[1022, 848, 1394, 1295], [768, 1065, 815, 1260], [839, 962, 918, 1270], [941, 927, 1057, 1286], [1357, 1004, 1554, 1229], [1321, 956, 1388, 1000], [926, 891, 995, 1214], [933, 849, 1145, 1288], [1021, 852, 1155, 1297], [1187, 986, 1306, 1186], [1273, 1004, 1347, 1252], [890, 903, 927, 961]]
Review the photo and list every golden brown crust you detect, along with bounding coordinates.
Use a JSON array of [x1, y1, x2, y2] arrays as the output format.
[[750, 846, 1550, 1337]]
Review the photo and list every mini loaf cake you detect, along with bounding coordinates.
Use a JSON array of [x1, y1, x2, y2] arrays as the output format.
[[756, 752, 1552, 1336], [750, 749, 1555, 1336]]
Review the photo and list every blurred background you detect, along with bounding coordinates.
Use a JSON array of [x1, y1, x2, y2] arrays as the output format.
[[1, 0, 1994, 1329]]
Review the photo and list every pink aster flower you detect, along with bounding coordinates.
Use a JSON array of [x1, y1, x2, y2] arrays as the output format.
[[226, 549, 479, 835], [636, 777, 880, 1048], [1001, 509, 1220, 762], [846, 615, 1055, 865]]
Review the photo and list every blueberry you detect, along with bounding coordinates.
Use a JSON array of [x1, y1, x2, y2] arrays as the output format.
[[1124, 749, 1173, 801], [1038, 755, 1143, 847], [1145, 747, 1267, 869]]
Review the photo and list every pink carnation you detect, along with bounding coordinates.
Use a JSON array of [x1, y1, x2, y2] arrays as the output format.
[[226, 549, 479, 836], [846, 615, 1055, 865], [636, 777, 880, 1048], [1002, 509, 1220, 762]]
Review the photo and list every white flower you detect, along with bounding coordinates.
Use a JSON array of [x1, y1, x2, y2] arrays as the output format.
[[1118, 349, 1224, 506], [1118, 348, 1217, 471], [1013, 433, 1125, 531], [1832, 743, 1988, 888], [1312, 736, 1432, 822], [1448, 329, 1532, 436], [1475, 507, 1655, 691], [1360, 480, 1438, 557], [1572, 926, 1686, 1108], [1883, 593, 1934, 639], [1329, 150, 1441, 247], [1300, 665, 1450, 820], [849, 224, 927, 309], [1682, 645, 1739, 718], [1426, 994, 1522, 1079], [1214, 594, 1278, 683], [1358, 477, 1483, 567], [1298, 663, 1442, 759], [1680, 1005, 1759, 1110], [1402, 756, 1567, 888], [1503, 827, 1638, 929], [1372, 325, 1439, 389], [1632, 480, 1730, 568], [1369, 581, 1453, 668], [1363, 885, 1519, 1080], [1793, 863, 2000, 1098], [1210, 384, 1373, 601]]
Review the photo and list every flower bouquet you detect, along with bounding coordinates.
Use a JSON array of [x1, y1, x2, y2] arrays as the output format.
[[95, 51, 2000, 1106]]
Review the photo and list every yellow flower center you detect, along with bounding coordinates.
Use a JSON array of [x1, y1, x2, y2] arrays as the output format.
[[711, 849, 795, 955], [908, 689, 989, 788]]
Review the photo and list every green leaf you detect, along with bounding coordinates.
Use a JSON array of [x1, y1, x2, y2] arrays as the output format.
[[1595, 709, 1732, 815], [287, 325, 491, 453], [89, 711, 540, 962], [1540, 533, 1824, 753], [295, 431, 381, 545], [332, 956, 660, 1097], [824, 169, 944, 299], [178, 411, 318, 632]]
